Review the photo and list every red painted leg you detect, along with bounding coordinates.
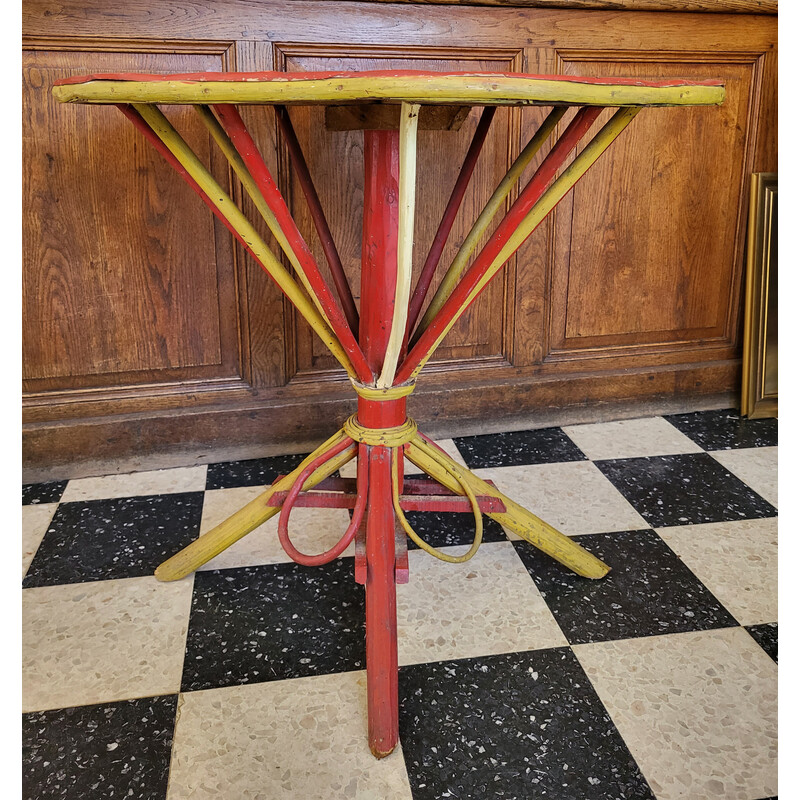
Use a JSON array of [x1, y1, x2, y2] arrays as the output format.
[[364, 445, 399, 757], [359, 128, 403, 758]]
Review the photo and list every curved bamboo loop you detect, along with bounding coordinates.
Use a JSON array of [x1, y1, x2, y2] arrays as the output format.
[[392, 444, 483, 564], [132, 103, 360, 382], [154, 429, 356, 581], [406, 433, 610, 579], [378, 102, 420, 388], [413, 106, 566, 342], [277, 437, 367, 566]]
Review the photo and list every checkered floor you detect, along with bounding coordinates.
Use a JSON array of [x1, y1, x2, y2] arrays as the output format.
[[22, 408, 778, 799]]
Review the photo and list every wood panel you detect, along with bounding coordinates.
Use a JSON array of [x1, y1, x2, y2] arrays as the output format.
[[21, 1, 777, 479], [548, 53, 758, 358], [22, 43, 246, 395]]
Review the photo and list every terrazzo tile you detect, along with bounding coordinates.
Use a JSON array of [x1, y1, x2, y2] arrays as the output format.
[[746, 623, 778, 663], [402, 510, 506, 550], [205, 452, 311, 490], [23, 694, 177, 800], [709, 446, 778, 507], [594, 453, 777, 527], [22, 503, 57, 578], [514, 530, 738, 644], [574, 627, 778, 800], [664, 407, 777, 451], [23, 576, 193, 712], [562, 417, 703, 460], [473, 461, 647, 536], [398, 648, 655, 800], [167, 673, 413, 800], [22, 492, 204, 588], [197, 485, 354, 570], [396, 542, 566, 666], [181, 559, 365, 692], [60, 465, 207, 503], [658, 518, 777, 626], [453, 426, 587, 469], [22, 480, 66, 505]]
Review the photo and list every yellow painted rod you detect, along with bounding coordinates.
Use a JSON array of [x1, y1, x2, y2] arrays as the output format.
[[155, 430, 356, 581], [53, 76, 725, 108], [378, 102, 420, 388], [414, 106, 566, 340], [132, 103, 358, 381], [193, 105, 331, 327], [406, 435, 609, 579], [408, 106, 641, 381]]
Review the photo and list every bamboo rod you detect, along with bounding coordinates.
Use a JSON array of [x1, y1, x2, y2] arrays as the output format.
[[406, 105, 496, 335], [212, 104, 373, 384], [275, 105, 360, 335], [396, 106, 641, 384], [377, 102, 420, 388], [155, 429, 356, 581], [412, 106, 566, 341], [193, 105, 329, 325], [131, 103, 359, 381], [53, 75, 726, 108], [405, 433, 609, 579]]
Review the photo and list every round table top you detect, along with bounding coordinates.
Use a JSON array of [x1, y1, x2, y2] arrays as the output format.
[[52, 69, 725, 108]]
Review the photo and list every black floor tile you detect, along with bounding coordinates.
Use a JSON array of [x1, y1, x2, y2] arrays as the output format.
[[181, 559, 365, 691], [594, 453, 777, 527], [403, 511, 507, 550], [206, 453, 313, 490], [22, 493, 204, 588], [399, 648, 655, 800], [513, 530, 738, 645], [23, 695, 177, 800], [664, 408, 777, 451], [22, 481, 67, 506], [746, 622, 778, 663], [452, 427, 587, 469]]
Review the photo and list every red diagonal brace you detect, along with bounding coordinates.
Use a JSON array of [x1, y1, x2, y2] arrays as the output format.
[[212, 104, 373, 384], [394, 106, 604, 386]]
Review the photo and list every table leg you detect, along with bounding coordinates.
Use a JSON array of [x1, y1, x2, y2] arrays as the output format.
[[365, 445, 400, 757]]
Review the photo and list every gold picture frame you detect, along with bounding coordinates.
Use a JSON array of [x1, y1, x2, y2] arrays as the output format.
[[741, 172, 778, 418]]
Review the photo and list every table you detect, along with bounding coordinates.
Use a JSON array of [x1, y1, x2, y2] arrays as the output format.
[[53, 70, 724, 758]]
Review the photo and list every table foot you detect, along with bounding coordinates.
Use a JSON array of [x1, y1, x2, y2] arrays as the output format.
[[153, 428, 356, 581]]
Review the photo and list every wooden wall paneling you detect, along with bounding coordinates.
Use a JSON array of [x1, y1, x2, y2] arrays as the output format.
[[546, 52, 760, 365], [21, 2, 779, 53], [22, 39, 254, 415]]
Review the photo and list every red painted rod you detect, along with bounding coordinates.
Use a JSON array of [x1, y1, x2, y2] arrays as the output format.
[[277, 435, 367, 567], [394, 105, 603, 385], [211, 104, 373, 384], [275, 104, 359, 335], [116, 104, 296, 300], [406, 105, 496, 337]]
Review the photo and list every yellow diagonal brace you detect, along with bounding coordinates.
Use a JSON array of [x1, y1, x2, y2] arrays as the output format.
[[406, 434, 609, 579], [132, 103, 358, 381], [414, 106, 566, 341], [154, 429, 356, 581], [407, 106, 641, 382], [378, 102, 420, 388], [194, 105, 331, 327]]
